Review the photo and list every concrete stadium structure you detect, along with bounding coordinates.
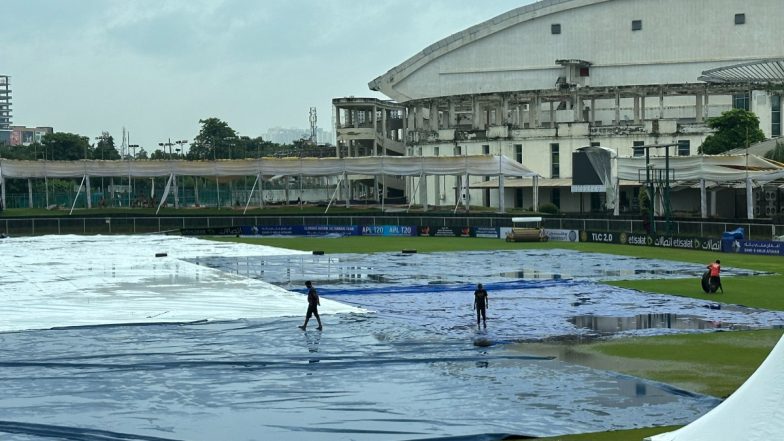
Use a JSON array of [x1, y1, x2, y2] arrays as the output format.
[[339, 0, 784, 217]]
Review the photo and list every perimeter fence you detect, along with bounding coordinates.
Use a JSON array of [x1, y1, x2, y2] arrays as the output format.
[[0, 215, 782, 240]]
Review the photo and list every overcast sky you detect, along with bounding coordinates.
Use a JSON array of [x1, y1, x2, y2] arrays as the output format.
[[2, 0, 532, 152]]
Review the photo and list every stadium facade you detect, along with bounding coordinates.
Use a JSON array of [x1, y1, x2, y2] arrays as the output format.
[[336, 0, 784, 217]]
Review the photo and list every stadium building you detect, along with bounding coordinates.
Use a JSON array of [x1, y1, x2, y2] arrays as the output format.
[[337, 0, 784, 217]]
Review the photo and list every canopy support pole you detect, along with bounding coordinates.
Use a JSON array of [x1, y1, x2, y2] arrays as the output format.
[[69, 175, 87, 215], [746, 177, 754, 220], [325, 173, 344, 214], [243, 174, 260, 215], [0, 175, 5, 211], [498, 175, 505, 213], [533, 175, 539, 211], [257, 173, 264, 209], [700, 179, 707, 218], [407, 172, 423, 213], [85, 176, 92, 208], [27, 178, 33, 209], [156, 173, 174, 215]]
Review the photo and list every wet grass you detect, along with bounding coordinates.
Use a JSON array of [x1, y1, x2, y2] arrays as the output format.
[[211, 235, 784, 440]]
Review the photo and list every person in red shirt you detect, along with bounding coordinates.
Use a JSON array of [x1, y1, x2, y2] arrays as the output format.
[[707, 259, 723, 293]]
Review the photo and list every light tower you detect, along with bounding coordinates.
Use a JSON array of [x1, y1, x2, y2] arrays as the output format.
[[309, 106, 317, 144]]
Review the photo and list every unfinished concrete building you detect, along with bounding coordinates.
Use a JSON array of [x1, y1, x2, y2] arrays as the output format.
[[362, 0, 784, 217], [333, 97, 408, 202]]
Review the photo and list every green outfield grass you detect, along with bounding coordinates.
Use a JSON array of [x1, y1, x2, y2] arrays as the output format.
[[209, 236, 784, 441]]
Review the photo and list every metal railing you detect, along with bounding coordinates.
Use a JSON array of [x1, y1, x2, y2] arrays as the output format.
[[0, 215, 781, 240]]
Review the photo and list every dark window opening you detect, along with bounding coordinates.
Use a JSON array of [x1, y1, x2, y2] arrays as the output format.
[[550, 143, 560, 178], [482, 144, 490, 155], [772, 95, 781, 137], [579, 67, 590, 77], [551, 24, 561, 34], [632, 20, 642, 31], [633, 140, 645, 157], [677, 140, 690, 156], [735, 13, 745, 25], [515, 144, 523, 163]]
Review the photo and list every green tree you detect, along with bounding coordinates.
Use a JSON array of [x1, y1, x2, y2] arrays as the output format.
[[41, 132, 92, 160], [94, 131, 121, 160], [699, 108, 765, 155], [764, 140, 784, 163], [190, 117, 237, 160]]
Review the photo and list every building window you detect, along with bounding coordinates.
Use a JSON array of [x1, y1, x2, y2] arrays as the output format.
[[631, 20, 642, 31], [550, 143, 560, 178], [514, 144, 523, 163], [482, 144, 490, 155], [454, 145, 462, 156], [733, 92, 750, 111], [579, 67, 590, 77], [590, 141, 600, 147], [677, 140, 691, 156], [551, 188, 561, 209], [551, 24, 561, 34], [633, 141, 645, 157], [434, 146, 439, 157], [735, 13, 745, 25], [772, 95, 781, 137]]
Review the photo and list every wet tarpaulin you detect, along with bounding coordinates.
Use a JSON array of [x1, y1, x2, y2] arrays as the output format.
[[1, 236, 779, 440]]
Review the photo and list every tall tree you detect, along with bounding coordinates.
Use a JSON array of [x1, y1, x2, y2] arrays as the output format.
[[190, 117, 237, 160], [94, 131, 121, 160], [41, 132, 92, 160], [699, 108, 765, 155]]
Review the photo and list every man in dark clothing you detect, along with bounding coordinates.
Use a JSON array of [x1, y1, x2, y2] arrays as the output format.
[[473, 283, 489, 328], [299, 280, 323, 331]]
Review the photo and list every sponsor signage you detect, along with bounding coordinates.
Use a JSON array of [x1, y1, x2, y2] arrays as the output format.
[[419, 226, 472, 237], [736, 240, 784, 256], [580, 231, 620, 244], [472, 227, 500, 239], [182, 227, 243, 236], [581, 230, 722, 251], [570, 185, 606, 193], [360, 225, 416, 237], [544, 229, 579, 242]]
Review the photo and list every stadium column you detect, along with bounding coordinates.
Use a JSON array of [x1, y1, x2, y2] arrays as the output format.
[[28, 178, 33, 208], [633, 96, 641, 124], [696, 93, 704, 123]]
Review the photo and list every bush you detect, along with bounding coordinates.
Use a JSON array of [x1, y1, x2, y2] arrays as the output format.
[[538, 202, 559, 214]]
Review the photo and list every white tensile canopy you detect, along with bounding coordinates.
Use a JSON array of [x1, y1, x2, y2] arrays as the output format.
[[617, 154, 784, 219], [646, 333, 784, 441], [0, 155, 539, 213]]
